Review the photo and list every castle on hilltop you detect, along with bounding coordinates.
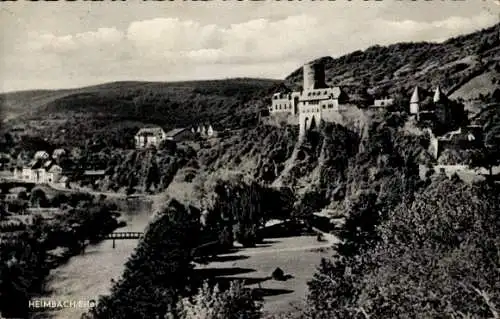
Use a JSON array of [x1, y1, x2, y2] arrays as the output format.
[[268, 62, 350, 136]]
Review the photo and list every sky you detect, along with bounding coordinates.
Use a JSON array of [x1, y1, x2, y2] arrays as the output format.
[[0, 0, 499, 92]]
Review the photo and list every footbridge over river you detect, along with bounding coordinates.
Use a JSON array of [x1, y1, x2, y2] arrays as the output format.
[[101, 232, 144, 248]]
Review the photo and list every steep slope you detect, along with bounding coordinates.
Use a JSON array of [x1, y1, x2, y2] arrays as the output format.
[[285, 23, 500, 101]]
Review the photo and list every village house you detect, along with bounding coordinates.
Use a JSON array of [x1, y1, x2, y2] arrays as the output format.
[[0, 187, 27, 203], [134, 127, 167, 149], [13, 152, 64, 184], [268, 61, 350, 136], [165, 128, 195, 142]]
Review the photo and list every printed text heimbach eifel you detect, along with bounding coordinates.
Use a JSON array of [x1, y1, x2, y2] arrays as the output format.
[[29, 298, 97, 309]]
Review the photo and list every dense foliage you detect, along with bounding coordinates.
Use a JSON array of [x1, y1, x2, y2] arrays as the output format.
[[176, 281, 261, 319], [306, 176, 500, 318], [305, 111, 431, 318], [204, 178, 295, 248]]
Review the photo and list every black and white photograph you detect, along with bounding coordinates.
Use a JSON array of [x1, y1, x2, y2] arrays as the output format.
[[0, 1, 500, 318]]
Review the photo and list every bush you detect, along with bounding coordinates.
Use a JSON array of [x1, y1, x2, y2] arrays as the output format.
[[272, 267, 285, 281], [176, 280, 262, 319]]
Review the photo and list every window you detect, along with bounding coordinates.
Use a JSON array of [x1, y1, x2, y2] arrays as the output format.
[[322, 105, 326, 109]]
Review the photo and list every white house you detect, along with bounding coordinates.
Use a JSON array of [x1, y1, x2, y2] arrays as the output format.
[[134, 127, 167, 149], [15, 159, 63, 184]]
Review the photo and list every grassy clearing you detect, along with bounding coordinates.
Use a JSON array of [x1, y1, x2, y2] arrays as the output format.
[[196, 235, 333, 318]]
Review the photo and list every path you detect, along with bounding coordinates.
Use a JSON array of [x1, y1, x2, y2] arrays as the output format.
[[226, 241, 334, 257]]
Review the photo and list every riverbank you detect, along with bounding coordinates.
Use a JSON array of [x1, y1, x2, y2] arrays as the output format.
[[40, 196, 156, 319]]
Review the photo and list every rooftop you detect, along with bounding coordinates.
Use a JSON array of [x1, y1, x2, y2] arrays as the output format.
[[410, 87, 420, 103], [83, 170, 106, 176], [136, 127, 164, 136], [166, 128, 188, 137]]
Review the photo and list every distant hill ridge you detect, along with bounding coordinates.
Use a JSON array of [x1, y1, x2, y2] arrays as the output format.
[[1, 22, 499, 126]]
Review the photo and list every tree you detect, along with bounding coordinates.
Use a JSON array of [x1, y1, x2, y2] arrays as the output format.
[[177, 280, 262, 319], [470, 127, 500, 180], [212, 180, 265, 247]]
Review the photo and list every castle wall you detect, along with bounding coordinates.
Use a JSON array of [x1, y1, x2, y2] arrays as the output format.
[[261, 113, 299, 128], [299, 110, 321, 136]]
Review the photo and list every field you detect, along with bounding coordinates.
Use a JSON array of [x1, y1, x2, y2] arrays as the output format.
[[196, 235, 334, 318]]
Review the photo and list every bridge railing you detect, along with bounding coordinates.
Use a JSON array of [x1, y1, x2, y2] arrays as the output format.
[[103, 232, 144, 240]]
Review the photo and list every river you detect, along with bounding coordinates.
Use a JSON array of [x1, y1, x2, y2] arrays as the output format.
[[43, 197, 157, 319]]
